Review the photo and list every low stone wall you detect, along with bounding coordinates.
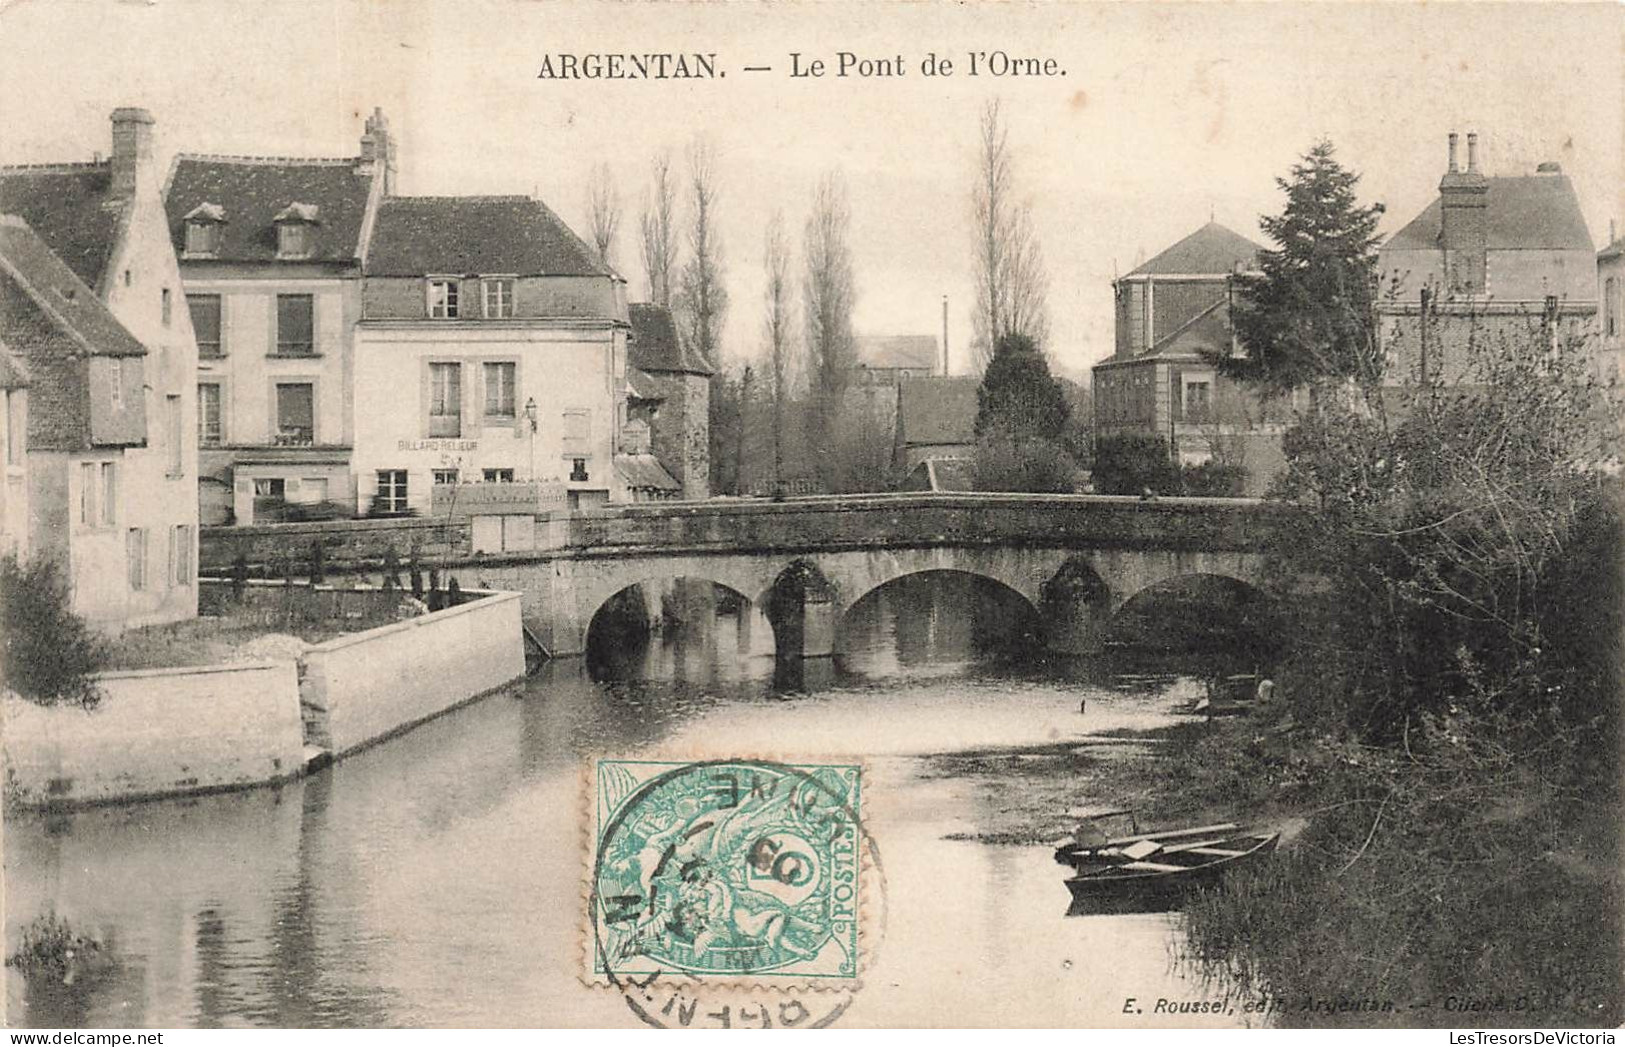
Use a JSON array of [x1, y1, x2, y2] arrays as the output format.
[[3, 662, 304, 808], [201, 516, 471, 575], [301, 589, 526, 756], [199, 577, 419, 623]]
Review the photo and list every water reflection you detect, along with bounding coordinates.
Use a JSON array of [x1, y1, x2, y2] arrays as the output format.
[[6, 571, 1268, 1028]]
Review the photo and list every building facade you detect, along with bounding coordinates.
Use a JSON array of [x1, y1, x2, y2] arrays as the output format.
[[164, 109, 391, 525], [1092, 221, 1290, 492], [353, 194, 631, 515], [626, 302, 710, 500], [0, 108, 199, 629], [1377, 133, 1597, 384]]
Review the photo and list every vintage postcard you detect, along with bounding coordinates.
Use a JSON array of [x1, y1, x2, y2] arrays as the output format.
[[1, 0, 1621, 1033]]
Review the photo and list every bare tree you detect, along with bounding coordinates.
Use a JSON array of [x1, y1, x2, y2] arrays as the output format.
[[639, 150, 678, 305], [586, 161, 621, 269], [676, 137, 727, 368], [970, 99, 1050, 370], [762, 210, 796, 492], [802, 171, 857, 488]]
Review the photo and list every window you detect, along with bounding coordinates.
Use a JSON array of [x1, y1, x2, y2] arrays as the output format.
[[110, 358, 122, 408], [100, 462, 116, 525], [277, 223, 310, 259], [253, 478, 286, 498], [169, 524, 193, 586], [275, 294, 314, 355], [166, 394, 182, 476], [189, 294, 222, 358], [428, 362, 462, 437], [428, 280, 460, 319], [126, 528, 146, 591], [483, 468, 514, 483], [275, 383, 314, 445], [184, 221, 219, 257], [1606, 277, 1619, 338], [484, 362, 516, 419], [1183, 381, 1211, 422], [4, 390, 20, 465], [433, 468, 460, 486], [161, 288, 172, 327], [570, 458, 590, 482], [482, 278, 514, 319], [562, 410, 591, 453], [376, 469, 408, 514], [198, 383, 223, 447], [80, 462, 97, 525]]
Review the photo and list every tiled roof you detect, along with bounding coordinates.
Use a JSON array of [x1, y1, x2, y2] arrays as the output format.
[[625, 366, 664, 401], [615, 453, 681, 492], [897, 376, 980, 447], [365, 195, 608, 278], [1599, 237, 1624, 262], [1384, 173, 1595, 252], [1127, 221, 1263, 277], [0, 216, 148, 451], [0, 164, 123, 288], [855, 334, 939, 371], [165, 155, 374, 263], [628, 301, 713, 375]]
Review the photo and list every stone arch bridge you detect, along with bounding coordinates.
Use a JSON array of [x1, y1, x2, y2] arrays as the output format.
[[451, 493, 1290, 657]]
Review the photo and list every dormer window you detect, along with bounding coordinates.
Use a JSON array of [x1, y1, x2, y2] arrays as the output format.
[[428, 279, 460, 319], [273, 203, 320, 259], [182, 202, 225, 257]]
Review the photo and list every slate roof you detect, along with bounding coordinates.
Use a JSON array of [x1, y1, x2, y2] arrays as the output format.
[[625, 366, 664, 401], [0, 215, 148, 451], [1127, 221, 1263, 277], [1384, 173, 1595, 253], [628, 301, 713, 375], [0, 164, 123, 288], [855, 334, 939, 371], [165, 155, 375, 263], [615, 453, 681, 493], [1599, 236, 1624, 262], [897, 376, 980, 447], [366, 195, 608, 278]]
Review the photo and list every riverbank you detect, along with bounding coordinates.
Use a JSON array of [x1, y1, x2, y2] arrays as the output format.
[[924, 702, 1622, 1030]]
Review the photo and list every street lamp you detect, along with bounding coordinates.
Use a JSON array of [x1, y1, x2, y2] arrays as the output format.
[[524, 397, 538, 481]]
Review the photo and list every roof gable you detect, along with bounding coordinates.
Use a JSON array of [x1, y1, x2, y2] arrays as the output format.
[[1128, 221, 1263, 277], [628, 301, 713, 375], [855, 334, 939, 371], [1383, 173, 1595, 253], [0, 216, 146, 360], [365, 195, 608, 278], [0, 165, 122, 288], [898, 376, 980, 446], [165, 156, 374, 263]]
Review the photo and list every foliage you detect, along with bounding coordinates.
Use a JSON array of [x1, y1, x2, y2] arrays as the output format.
[[1179, 460, 1248, 497], [6, 912, 104, 980], [585, 160, 621, 268], [676, 137, 727, 371], [639, 149, 678, 306], [1208, 140, 1386, 397], [0, 553, 107, 709], [970, 99, 1049, 368], [1091, 434, 1181, 495], [975, 331, 1069, 442], [708, 367, 748, 496], [971, 430, 1075, 493], [802, 171, 858, 492], [761, 210, 797, 491]]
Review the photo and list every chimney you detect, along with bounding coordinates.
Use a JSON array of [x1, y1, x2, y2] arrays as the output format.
[[109, 107, 155, 200], [358, 107, 395, 193], [1438, 129, 1489, 293], [941, 295, 950, 376]]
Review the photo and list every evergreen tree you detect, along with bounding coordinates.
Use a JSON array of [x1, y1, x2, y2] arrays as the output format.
[[1211, 140, 1385, 397], [974, 331, 1070, 441]]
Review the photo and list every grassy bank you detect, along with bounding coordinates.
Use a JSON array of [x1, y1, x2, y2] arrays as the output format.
[[923, 699, 1621, 1029]]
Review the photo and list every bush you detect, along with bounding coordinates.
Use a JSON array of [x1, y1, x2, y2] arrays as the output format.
[[971, 430, 1077, 493], [5, 912, 104, 980], [1180, 460, 1249, 497], [1091, 434, 1180, 495], [0, 553, 107, 709]]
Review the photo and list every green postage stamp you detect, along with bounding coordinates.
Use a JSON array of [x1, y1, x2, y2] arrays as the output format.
[[589, 759, 865, 985]]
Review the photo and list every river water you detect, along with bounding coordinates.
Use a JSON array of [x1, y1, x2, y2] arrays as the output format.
[[5, 574, 1263, 1028]]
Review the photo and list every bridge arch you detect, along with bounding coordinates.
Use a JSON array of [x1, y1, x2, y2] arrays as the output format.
[[1108, 571, 1281, 651], [833, 567, 1045, 657]]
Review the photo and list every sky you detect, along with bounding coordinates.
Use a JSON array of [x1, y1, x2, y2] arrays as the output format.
[[1, 0, 1620, 381]]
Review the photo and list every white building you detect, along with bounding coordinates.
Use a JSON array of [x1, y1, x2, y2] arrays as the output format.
[[353, 194, 631, 515]]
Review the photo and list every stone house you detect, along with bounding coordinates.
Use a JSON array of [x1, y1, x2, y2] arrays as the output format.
[[162, 108, 393, 525], [893, 376, 979, 474], [1091, 221, 1290, 492], [626, 302, 710, 500], [352, 193, 632, 515], [1594, 225, 1622, 387], [0, 108, 200, 629], [1377, 133, 1597, 384]]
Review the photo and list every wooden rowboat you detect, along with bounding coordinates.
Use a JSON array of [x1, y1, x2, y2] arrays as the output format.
[[1055, 824, 1280, 915]]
